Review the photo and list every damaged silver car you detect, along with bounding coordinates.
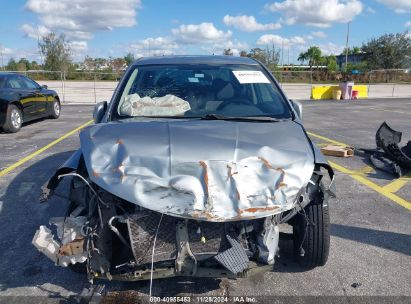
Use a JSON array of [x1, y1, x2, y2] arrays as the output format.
[[34, 56, 335, 282]]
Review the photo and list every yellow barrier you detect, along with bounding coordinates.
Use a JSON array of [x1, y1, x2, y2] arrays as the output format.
[[311, 85, 368, 100]]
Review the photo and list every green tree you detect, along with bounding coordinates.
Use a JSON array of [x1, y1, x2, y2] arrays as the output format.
[[223, 48, 234, 56], [30, 61, 41, 70], [39, 32, 71, 71], [246, 46, 280, 69], [341, 47, 362, 56], [17, 58, 31, 71], [297, 52, 308, 65], [239, 50, 248, 57], [111, 57, 126, 72], [247, 48, 267, 63], [303, 46, 322, 70], [265, 45, 280, 69], [124, 53, 135, 66], [362, 31, 411, 69], [321, 55, 338, 72], [6, 58, 18, 71]]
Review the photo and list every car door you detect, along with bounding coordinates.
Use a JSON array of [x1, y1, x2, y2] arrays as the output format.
[[5, 75, 38, 120], [19, 75, 48, 115]]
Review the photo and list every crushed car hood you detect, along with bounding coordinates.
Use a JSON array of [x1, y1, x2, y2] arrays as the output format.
[[79, 119, 315, 221]]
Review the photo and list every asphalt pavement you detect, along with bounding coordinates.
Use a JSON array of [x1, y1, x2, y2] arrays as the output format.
[[0, 98, 410, 303]]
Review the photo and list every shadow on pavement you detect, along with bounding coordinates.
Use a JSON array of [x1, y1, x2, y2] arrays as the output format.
[[330, 224, 411, 256], [0, 150, 88, 299]]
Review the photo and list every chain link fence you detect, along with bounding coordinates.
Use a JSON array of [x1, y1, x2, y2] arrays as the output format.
[[274, 69, 411, 99], [4, 69, 411, 103]]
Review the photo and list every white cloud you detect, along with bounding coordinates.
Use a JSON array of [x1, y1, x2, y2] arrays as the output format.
[[24, 0, 141, 40], [223, 15, 281, 32], [366, 7, 376, 14], [68, 41, 88, 53], [0, 46, 14, 56], [376, 0, 411, 13], [21, 24, 51, 39], [265, 0, 363, 27], [311, 31, 327, 38], [318, 42, 344, 55], [129, 37, 178, 57], [405, 21, 411, 27], [172, 22, 232, 44], [0, 46, 41, 65], [204, 40, 249, 56], [257, 34, 306, 47]]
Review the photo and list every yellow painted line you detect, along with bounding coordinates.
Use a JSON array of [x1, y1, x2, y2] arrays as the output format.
[[0, 120, 93, 177], [329, 161, 411, 210], [382, 172, 411, 193], [356, 165, 375, 175], [308, 131, 411, 211], [307, 132, 348, 147]]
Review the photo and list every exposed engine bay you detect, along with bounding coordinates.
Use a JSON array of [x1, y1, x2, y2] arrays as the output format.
[[33, 157, 331, 282]]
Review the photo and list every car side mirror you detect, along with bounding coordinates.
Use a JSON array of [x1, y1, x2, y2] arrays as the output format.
[[290, 100, 302, 120], [41, 84, 48, 89], [93, 101, 108, 124]]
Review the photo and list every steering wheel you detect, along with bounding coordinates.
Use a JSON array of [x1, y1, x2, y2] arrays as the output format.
[[216, 99, 254, 111]]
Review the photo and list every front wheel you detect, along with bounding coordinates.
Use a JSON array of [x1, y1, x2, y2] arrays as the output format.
[[3, 104, 23, 133], [293, 189, 330, 269], [49, 98, 61, 119]]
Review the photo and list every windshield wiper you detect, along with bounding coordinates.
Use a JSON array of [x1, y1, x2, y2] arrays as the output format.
[[201, 114, 283, 122], [125, 115, 201, 119]]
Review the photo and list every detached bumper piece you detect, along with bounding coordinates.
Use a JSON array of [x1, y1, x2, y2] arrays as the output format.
[[365, 122, 411, 177]]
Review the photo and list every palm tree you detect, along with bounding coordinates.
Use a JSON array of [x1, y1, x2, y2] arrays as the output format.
[[298, 52, 308, 65], [305, 46, 322, 70]]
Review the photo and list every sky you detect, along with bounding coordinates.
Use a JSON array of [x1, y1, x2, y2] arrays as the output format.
[[0, 0, 410, 65]]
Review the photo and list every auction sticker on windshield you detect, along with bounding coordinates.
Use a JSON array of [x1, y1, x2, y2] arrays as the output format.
[[232, 70, 270, 84]]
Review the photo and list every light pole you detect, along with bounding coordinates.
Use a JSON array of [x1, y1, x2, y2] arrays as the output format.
[[344, 21, 351, 72], [0, 44, 4, 70]]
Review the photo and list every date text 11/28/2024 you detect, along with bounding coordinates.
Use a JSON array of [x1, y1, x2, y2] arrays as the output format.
[[149, 296, 257, 303]]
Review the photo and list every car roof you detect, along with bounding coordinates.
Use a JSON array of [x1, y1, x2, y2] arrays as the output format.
[[0, 72, 23, 77], [132, 55, 259, 66]]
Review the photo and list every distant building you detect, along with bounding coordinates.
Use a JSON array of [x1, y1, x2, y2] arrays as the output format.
[[335, 53, 367, 70]]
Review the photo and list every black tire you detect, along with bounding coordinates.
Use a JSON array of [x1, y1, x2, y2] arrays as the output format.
[[49, 98, 61, 119], [2, 104, 23, 133], [293, 189, 330, 269]]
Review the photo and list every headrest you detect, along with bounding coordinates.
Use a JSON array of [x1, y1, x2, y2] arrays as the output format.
[[217, 83, 234, 100]]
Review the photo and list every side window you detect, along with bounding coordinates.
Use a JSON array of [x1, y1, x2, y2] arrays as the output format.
[[0, 76, 6, 88], [19, 76, 39, 90], [6, 75, 23, 89]]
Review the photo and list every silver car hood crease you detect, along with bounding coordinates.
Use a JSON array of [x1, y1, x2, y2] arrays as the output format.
[[79, 120, 315, 221]]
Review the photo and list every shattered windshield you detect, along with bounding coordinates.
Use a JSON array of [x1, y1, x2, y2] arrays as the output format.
[[115, 64, 291, 119]]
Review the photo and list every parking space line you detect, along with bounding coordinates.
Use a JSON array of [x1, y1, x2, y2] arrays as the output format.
[[356, 165, 375, 174], [307, 132, 348, 147], [382, 173, 411, 193], [329, 161, 411, 211], [308, 131, 411, 211], [366, 107, 411, 115], [0, 120, 93, 178]]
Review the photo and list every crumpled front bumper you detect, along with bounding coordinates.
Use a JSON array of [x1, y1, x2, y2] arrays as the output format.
[[33, 208, 281, 281]]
